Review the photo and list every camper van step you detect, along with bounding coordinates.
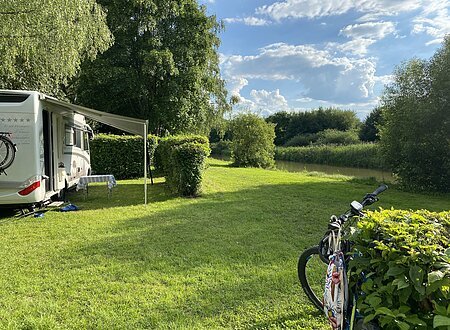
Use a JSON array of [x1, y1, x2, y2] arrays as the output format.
[[47, 201, 64, 207]]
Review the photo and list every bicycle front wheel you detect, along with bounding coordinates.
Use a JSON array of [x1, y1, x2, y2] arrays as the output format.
[[298, 245, 328, 312]]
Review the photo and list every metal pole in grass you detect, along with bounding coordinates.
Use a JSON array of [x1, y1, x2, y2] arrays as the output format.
[[144, 121, 148, 205]]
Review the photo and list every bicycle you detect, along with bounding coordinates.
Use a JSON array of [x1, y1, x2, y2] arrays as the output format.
[[298, 184, 388, 330], [0, 132, 17, 175]]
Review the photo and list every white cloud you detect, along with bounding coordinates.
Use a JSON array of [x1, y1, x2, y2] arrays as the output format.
[[256, 0, 421, 21], [336, 21, 396, 55], [221, 42, 379, 104], [374, 74, 394, 86], [340, 21, 396, 40], [224, 17, 270, 26], [412, 1, 450, 45], [336, 39, 377, 56], [232, 89, 289, 116], [254, 0, 449, 45], [226, 77, 249, 96]]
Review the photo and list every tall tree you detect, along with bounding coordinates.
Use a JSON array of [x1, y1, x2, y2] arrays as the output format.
[[359, 106, 384, 142], [0, 0, 113, 97], [75, 0, 228, 135], [266, 111, 292, 146], [379, 37, 450, 192]]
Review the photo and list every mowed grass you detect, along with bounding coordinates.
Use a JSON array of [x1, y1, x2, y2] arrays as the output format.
[[0, 159, 448, 329]]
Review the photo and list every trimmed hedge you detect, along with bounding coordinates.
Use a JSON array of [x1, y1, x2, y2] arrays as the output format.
[[274, 143, 386, 169], [349, 209, 450, 329], [90, 134, 158, 180], [155, 135, 210, 196]]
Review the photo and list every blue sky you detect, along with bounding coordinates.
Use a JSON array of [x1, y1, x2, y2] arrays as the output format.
[[199, 0, 450, 119]]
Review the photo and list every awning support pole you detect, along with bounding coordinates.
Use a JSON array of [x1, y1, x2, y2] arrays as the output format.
[[144, 122, 148, 205]]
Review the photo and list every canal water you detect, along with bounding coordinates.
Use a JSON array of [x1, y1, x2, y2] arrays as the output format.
[[212, 156, 394, 182], [275, 160, 395, 182]]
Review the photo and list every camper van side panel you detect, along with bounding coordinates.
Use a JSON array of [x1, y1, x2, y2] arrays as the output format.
[[0, 92, 46, 205]]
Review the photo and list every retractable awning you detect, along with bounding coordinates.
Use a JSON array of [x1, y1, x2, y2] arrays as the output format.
[[41, 94, 149, 204]]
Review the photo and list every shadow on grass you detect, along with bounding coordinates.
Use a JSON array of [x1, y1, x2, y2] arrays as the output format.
[[3, 176, 448, 327], [59, 180, 394, 326], [66, 181, 177, 211], [0, 208, 18, 219]]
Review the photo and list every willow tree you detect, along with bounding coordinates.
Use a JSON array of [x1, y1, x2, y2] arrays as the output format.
[[75, 0, 228, 135], [0, 0, 113, 97]]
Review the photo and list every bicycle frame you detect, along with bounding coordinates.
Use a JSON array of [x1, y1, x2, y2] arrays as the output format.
[[298, 184, 388, 330]]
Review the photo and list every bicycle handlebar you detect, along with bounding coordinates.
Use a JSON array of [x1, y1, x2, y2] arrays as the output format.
[[371, 184, 388, 196], [327, 184, 388, 230]]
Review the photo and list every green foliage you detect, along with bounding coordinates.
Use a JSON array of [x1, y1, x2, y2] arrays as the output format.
[[155, 135, 209, 173], [1, 159, 449, 328], [275, 144, 385, 169], [0, 0, 112, 97], [284, 129, 360, 147], [90, 134, 158, 179], [230, 113, 275, 168], [284, 133, 318, 147], [75, 0, 228, 135], [170, 142, 210, 196], [210, 140, 232, 157], [155, 135, 210, 196], [348, 209, 450, 330], [359, 107, 384, 142], [266, 111, 292, 146], [266, 108, 360, 146], [379, 37, 450, 192], [315, 129, 360, 146]]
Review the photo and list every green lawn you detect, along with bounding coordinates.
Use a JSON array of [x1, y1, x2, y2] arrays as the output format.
[[0, 159, 448, 329]]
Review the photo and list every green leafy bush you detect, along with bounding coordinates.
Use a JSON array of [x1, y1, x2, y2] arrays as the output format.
[[266, 108, 360, 146], [154, 135, 208, 174], [379, 38, 450, 192], [274, 144, 385, 169], [230, 113, 275, 168], [90, 134, 158, 179], [169, 142, 210, 196], [349, 209, 450, 330], [284, 133, 318, 147], [155, 135, 210, 196], [315, 129, 360, 146], [210, 140, 232, 157]]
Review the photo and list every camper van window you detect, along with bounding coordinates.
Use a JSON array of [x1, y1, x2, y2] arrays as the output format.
[[83, 132, 90, 151], [65, 126, 74, 146], [0, 93, 30, 103], [75, 130, 82, 148]]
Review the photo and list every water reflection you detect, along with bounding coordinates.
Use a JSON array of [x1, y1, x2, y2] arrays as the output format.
[[275, 160, 395, 182]]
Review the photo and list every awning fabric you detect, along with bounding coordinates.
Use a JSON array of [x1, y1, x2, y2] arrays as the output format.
[[41, 94, 149, 204], [41, 96, 148, 137]]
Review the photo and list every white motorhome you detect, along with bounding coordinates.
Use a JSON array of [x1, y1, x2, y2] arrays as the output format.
[[0, 90, 92, 208]]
